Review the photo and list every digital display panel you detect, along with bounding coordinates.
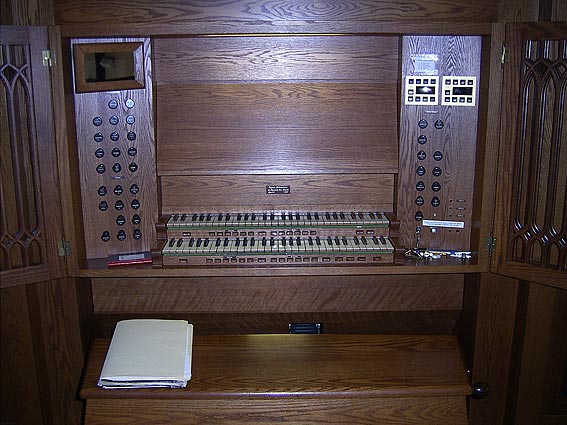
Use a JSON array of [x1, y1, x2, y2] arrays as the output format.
[[416, 86, 436, 95], [452, 87, 473, 96]]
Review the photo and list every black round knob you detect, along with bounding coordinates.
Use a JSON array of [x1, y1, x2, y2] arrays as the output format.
[[470, 382, 490, 399]]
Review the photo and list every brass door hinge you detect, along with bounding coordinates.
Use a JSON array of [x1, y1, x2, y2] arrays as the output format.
[[485, 235, 497, 256], [58, 239, 71, 257], [500, 45, 509, 67], [42, 49, 56, 67]]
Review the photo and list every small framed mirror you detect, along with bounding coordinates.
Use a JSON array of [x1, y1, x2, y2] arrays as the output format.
[[73, 42, 145, 93]]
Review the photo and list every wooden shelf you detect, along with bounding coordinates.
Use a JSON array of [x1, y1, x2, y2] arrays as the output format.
[[81, 334, 471, 424]]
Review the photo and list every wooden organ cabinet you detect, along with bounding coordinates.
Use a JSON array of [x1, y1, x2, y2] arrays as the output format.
[[1, 1, 566, 423]]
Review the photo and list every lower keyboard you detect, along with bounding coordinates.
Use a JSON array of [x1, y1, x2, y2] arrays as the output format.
[[154, 236, 395, 266]]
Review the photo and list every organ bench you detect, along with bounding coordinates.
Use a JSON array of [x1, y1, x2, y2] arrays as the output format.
[[80, 334, 471, 424]]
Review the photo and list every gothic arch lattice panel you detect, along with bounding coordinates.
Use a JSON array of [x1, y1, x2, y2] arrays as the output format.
[[508, 37, 567, 271]]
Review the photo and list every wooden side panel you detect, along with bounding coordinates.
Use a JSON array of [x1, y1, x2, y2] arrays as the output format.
[[468, 273, 520, 425], [1, 285, 44, 425], [160, 174, 394, 213], [509, 282, 567, 425]]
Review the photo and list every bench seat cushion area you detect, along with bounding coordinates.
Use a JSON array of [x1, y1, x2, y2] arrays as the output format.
[[80, 334, 470, 424]]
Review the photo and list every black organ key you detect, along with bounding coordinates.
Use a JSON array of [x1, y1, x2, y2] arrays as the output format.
[[340, 212, 346, 220], [204, 238, 210, 247], [237, 213, 242, 221], [369, 212, 376, 219], [251, 237, 256, 246], [308, 237, 314, 246], [223, 238, 229, 247], [361, 236, 368, 245], [243, 238, 248, 247], [334, 236, 340, 245], [207, 213, 212, 221], [327, 236, 333, 245], [296, 237, 301, 246], [351, 212, 356, 219], [325, 212, 331, 220], [188, 238, 195, 247], [372, 236, 379, 244], [332, 212, 338, 220], [270, 238, 275, 246], [316, 237, 321, 245], [176, 238, 183, 247], [353, 236, 360, 245], [314, 212, 320, 220], [218, 213, 224, 221], [225, 213, 231, 221], [172, 214, 180, 222], [379, 236, 387, 244], [199, 213, 205, 221], [307, 212, 312, 220], [262, 237, 267, 247], [168, 239, 176, 247], [192, 213, 198, 221], [295, 212, 301, 221], [180, 213, 187, 221], [215, 238, 222, 247], [235, 238, 240, 247]]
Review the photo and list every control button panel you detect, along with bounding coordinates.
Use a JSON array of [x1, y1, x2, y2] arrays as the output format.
[[404, 76, 439, 105], [441, 76, 477, 106], [72, 37, 157, 260], [398, 35, 482, 252]]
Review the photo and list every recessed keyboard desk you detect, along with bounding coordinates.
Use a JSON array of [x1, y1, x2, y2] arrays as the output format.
[[80, 334, 470, 424]]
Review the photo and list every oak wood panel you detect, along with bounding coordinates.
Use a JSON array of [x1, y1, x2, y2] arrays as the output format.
[[509, 282, 567, 425], [1, 0, 54, 25], [95, 310, 462, 336], [90, 274, 463, 314], [158, 130, 397, 175], [54, 0, 497, 36], [156, 83, 398, 176], [160, 174, 394, 213], [81, 335, 469, 424], [85, 397, 467, 425], [1, 285, 44, 425], [154, 36, 399, 85], [159, 84, 397, 129], [26, 278, 85, 425], [468, 273, 520, 425]]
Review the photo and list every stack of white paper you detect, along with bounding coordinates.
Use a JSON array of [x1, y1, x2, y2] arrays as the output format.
[[98, 319, 193, 389]]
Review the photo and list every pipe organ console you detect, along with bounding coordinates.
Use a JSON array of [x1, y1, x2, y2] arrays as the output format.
[[69, 34, 484, 269]]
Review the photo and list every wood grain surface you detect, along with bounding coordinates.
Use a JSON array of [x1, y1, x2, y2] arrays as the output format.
[[81, 334, 470, 424]]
